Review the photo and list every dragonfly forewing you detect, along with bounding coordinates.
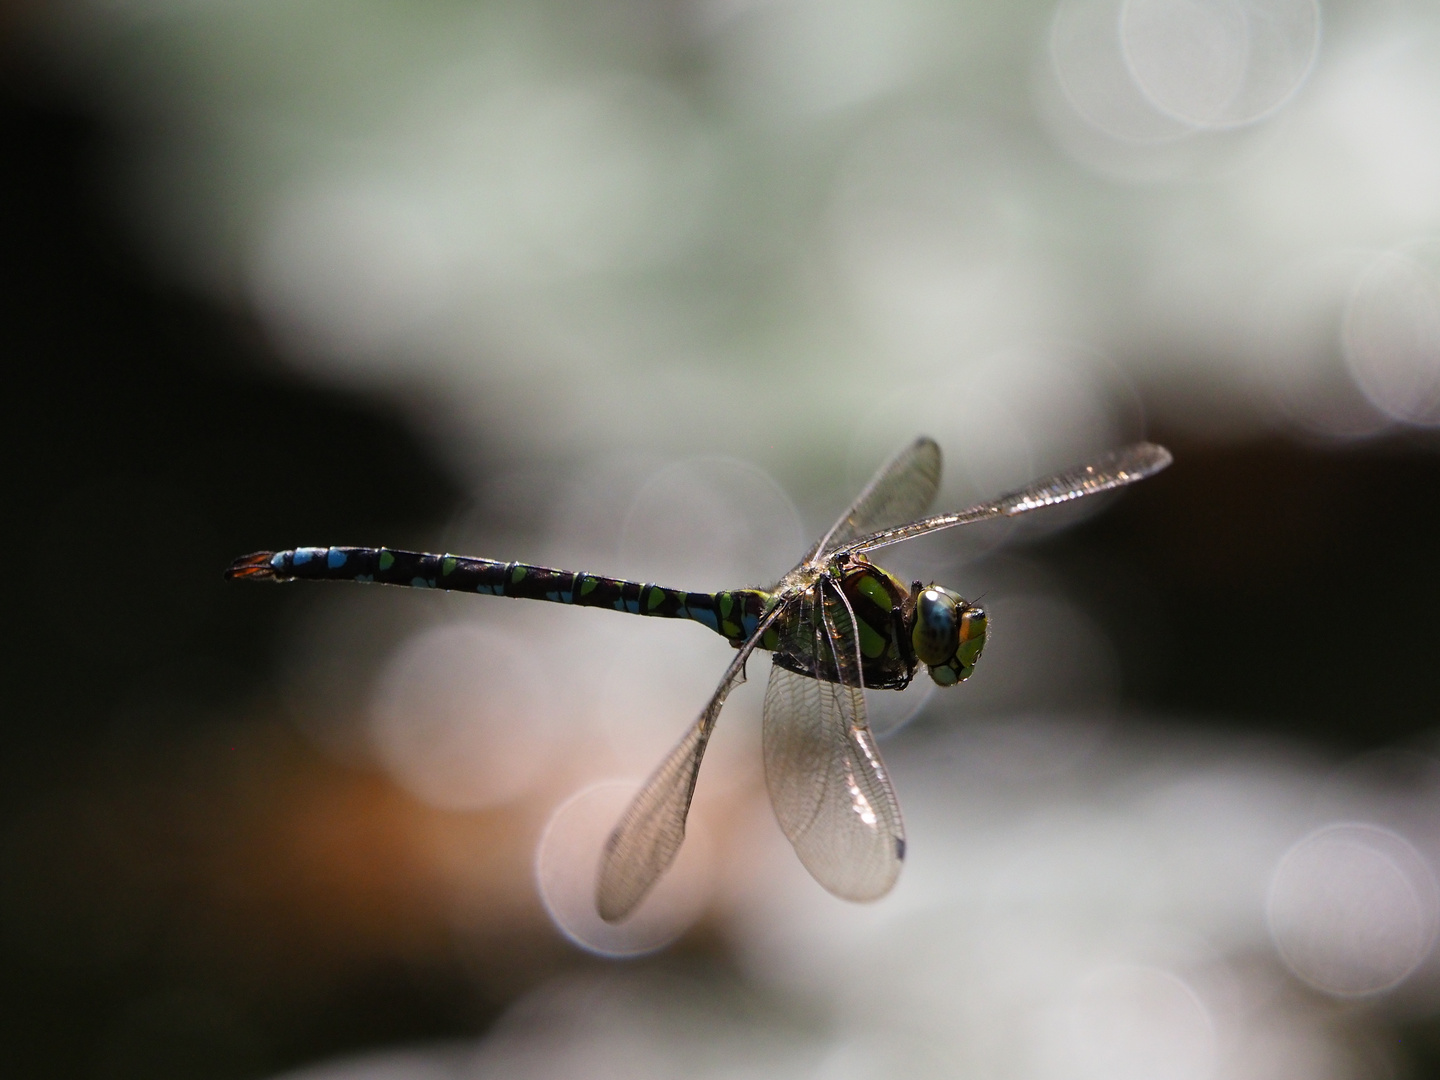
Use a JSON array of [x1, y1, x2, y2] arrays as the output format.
[[596, 606, 784, 922], [839, 442, 1172, 556], [805, 436, 942, 567], [762, 583, 904, 902]]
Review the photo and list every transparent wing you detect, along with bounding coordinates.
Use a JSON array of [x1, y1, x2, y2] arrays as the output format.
[[805, 436, 943, 566], [762, 580, 904, 901], [836, 442, 1172, 557], [596, 605, 785, 923]]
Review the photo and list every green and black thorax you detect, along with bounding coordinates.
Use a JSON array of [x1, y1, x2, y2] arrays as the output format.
[[764, 558, 918, 690], [764, 556, 987, 691]]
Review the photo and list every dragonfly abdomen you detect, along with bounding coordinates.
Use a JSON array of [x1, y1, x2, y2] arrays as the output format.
[[227, 547, 769, 643]]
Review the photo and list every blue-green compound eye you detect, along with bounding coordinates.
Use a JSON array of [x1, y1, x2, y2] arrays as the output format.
[[912, 587, 961, 667], [914, 589, 987, 688]]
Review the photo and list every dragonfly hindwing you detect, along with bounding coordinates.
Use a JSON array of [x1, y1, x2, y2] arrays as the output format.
[[596, 606, 785, 922], [761, 583, 904, 902]]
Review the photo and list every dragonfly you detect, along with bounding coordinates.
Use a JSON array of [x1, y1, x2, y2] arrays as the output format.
[[228, 438, 1170, 921]]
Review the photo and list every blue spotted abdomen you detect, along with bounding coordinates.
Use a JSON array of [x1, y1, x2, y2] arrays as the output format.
[[227, 546, 771, 645]]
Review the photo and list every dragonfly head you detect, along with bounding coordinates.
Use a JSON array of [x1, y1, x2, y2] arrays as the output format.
[[910, 584, 987, 687]]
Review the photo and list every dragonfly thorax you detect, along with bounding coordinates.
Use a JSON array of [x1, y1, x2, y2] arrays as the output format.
[[770, 559, 988, 691], [910, 584, 987, 688], [766, 558, 915, 690]]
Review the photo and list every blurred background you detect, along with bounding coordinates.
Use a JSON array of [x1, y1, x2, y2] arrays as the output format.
[[4, 0, 1440, 1077]]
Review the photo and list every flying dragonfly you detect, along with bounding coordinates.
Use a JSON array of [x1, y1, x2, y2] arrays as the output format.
[[228, 438, 1171, 921]]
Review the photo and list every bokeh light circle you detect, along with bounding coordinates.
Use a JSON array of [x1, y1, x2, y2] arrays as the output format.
[[1038, 964, 1217, 1080], [1343, 242, 1440, 427], [369, 622, 556, 811], [865, 681, 935, 739], [1248, 251, 1392, 440], [618, 456, 804, 593], [535, 781, 714, 958], [1049, 0, 1317, 151], [1051, 0, 1195, 143], [593, 620, 756, 794], [1120, 0, 1319, 128], [1121, 0, 1250, 127], [1268, 823, 1439, 997]]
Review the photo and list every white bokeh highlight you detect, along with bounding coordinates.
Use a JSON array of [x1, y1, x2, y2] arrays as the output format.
[[1035, 965, 1216, 1080], [1268, 823, 1440, 997], [1247, 251, 1392, 439], [1343, 242, 1440, 426], [261, 717, 1437, 1080], [535, 781, 714, 958], [616, 456, 804, 591], [1044, 0, 1318, 184], [369, 622, 556, 811], [1051, 0, 1197, 143], [1120, 0, 1319, 128], [1050, 0, 1317, 139]]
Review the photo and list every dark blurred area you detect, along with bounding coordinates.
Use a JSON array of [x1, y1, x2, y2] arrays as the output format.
[[1055, 431, 1440, 751], [0, 49, 510, 1079], [3, 13, 1440, 1080]]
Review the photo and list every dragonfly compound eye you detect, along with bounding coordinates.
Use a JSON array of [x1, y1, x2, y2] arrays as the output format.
[[912, 586, 962, 668], [922, 596, 986, 688], [956, 605, 986, 667]]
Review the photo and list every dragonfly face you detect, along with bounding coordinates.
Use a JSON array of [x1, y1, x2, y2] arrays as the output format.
[[909, 584, 987, 687]]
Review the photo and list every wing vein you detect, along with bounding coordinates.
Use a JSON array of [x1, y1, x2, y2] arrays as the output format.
[[595, 602, 785, 922], [806, 436, 942, 566], [762, 578, 904, 902], [837, 442, 1171, 556]]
